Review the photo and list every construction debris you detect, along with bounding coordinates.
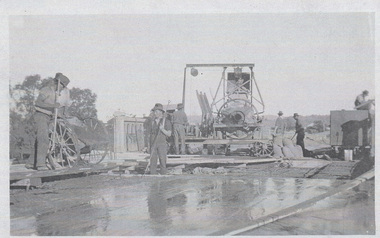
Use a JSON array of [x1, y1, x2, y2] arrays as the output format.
[[167, 165, 185, 175], [275, 158, 293, 168], [192, 166, 227, 175]]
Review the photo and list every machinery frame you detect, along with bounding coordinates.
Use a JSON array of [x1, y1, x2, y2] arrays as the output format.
[[181, 63, 273, 157]]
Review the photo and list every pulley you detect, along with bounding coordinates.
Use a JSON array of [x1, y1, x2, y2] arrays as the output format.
[[191, 68, 198, 77]]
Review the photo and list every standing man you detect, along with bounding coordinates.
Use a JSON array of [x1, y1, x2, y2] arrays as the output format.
[[25, 73, 70, 171], [274, 111, 286, 135], [172, 103, 188, 155], [293, 113, 305, 155], [148, 103, 172, 175], [143, 109, 154, 153]]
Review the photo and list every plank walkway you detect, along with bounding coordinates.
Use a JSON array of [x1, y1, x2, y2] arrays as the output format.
[[10, 164, 119, 189]]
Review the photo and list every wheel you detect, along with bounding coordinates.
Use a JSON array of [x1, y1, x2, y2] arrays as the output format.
[[80, 143, 110, 164], [47, 119, 80, 169], [80, 118, 110, 164], [251, 141, 274, 157]]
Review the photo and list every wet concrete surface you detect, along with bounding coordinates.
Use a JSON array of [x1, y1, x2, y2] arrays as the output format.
[[240, 179, 375, 235], [10, 173, 375, 236]]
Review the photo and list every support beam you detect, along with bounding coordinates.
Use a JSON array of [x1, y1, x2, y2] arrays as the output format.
[[113, 111, 126, 153]]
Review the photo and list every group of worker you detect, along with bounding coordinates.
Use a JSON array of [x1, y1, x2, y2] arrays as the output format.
[[25, 73, 371, 174], [143, 102, 188, 175], [24, 70, 188, 174], [273, 110, 306, 154], [274, 89, 372, 156], [139, 88, 371, 174]]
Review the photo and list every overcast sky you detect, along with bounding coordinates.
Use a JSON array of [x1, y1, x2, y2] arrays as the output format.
[[8, 13, 375, 121]]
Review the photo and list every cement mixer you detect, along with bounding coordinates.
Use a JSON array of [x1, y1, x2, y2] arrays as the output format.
[[182, 64, 273, 156]]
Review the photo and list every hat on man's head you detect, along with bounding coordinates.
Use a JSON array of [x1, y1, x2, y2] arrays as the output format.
[[152, 103, 164, 112], [293, 113, 299, 117], [54, 72, 70, 87], [151, 103, 161, 111], [363, 90, 369, 95], [278, 111, 283, 116], [177, 103, 184, 109]]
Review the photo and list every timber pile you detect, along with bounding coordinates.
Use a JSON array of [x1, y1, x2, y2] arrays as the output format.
[[167, 156, 277, 165]]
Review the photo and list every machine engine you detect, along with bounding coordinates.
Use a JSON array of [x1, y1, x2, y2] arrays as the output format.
[[190, 64, 265, 139]]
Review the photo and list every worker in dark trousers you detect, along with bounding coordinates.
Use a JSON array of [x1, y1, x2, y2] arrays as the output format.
[[25, 73, 70, 171], [143, 110, 154, 153], [293, 113, 306, 155], [148, 103, 172, 175], [172, 103, 188, 155]]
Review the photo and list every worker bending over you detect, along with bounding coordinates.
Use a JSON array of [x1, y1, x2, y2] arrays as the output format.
[[355, 90, 374, 110], [293, 113, 305, 155]]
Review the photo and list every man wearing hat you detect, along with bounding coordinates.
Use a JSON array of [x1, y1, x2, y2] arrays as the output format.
[[355, 90, 369, 107], [25, 73, 70, 171], [172, 103, 188, 155], [56, 73, 72, 117], [293, 113, 305, 155], [355, 90, 374, 110], [147, 103, 172, 174], [274, 111, 286, 135]]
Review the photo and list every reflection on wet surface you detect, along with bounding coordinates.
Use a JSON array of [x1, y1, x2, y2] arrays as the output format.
[[10, 175, 374, 236], [241, 179, 375, 235]]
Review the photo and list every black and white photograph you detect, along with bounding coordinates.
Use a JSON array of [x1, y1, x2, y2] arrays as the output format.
[[2, 0, 378, 236]]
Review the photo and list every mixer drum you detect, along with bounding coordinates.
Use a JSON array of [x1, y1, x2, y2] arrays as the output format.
[[220, 106, 258, 125]]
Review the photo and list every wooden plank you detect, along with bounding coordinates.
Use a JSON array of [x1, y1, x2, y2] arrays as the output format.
[[167, 157, 277, 165], [185, 139, 268, 145], [10, 164, 119, 181], [290, 159, 331, 169], [167, 154, 201, 158]]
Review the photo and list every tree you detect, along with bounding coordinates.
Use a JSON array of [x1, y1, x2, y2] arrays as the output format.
[[68, 87, 98, 119], [9, 109, 35, 161], [9, 75, 44, 161], [11, 75, 41, 116]]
